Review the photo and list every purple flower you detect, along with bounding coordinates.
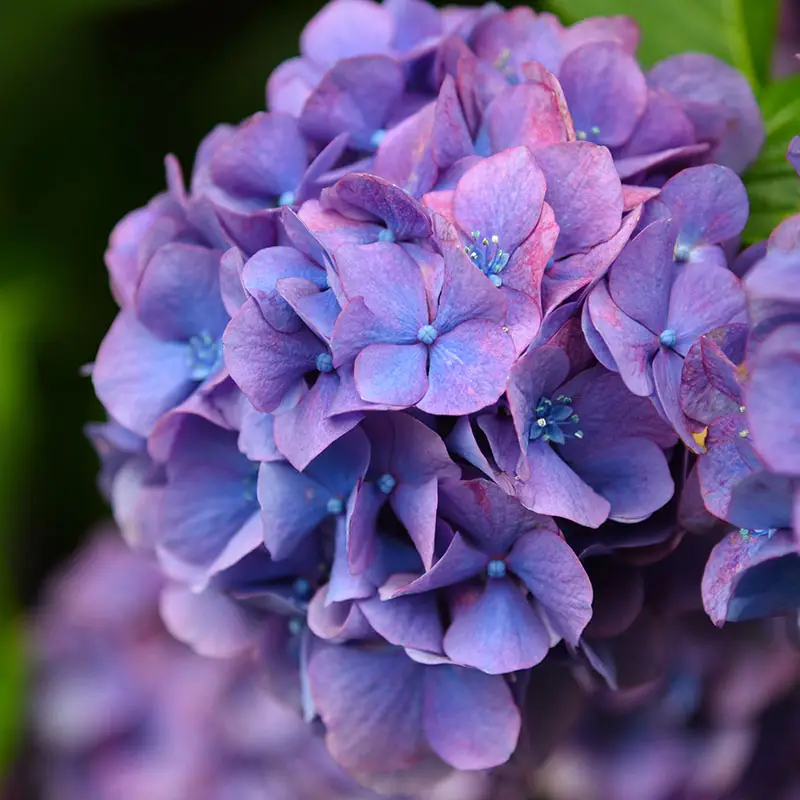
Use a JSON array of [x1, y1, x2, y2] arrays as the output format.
[[585, 165, 748, 448], [387, 478, 593, 675], [309, 642, 521, 773], [331, 237, 514, 414], [504, 346, 676, 528]]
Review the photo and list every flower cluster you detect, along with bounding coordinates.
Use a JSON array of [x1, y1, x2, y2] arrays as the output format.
[[88, 0, 800, 789], [31, 531, 488, 800]]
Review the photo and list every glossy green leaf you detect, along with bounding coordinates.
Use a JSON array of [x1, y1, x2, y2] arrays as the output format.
[[743, 75, 800, 243], [545, 0, 779, 87]]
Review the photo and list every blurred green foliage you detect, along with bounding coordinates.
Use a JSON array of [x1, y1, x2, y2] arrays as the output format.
[[545, 0, 780, 87]]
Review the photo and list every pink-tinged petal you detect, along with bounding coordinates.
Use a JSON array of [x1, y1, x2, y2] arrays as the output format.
[[543, 204, 641, 314], [309, 644, 428, 774], [308, 586, 373, 641], [223, 298, 318, 411], [453, 147, 546, 253], [586, 281, 657, 397], [299, 199, 383, 252], [347, 479, 385, 574], [648, 54, 764, 173], [477, 414, 524, 481], [560, 42, 647, 147], [300, 0, 393, 66], [390, 532, 487, 597], [360, 593, 444, 653], [300, 55, 404, 148], [423, 665, 521, 769], [653, 348, 702, 453], [331, 298, 405, 366], [702, 529, 800, 626], [502, 201, 558, 298], [504, 289, 542, 354], [667, 263, 746, 354], [517, 441, 610, 528], [335, 242, 429, 332], [391, 478, 439, 570], [160, 583, 261, 658], [508, 530, 593, 644], [507, 345, 571, 450], [420, 321, 513, 416], [621, 185, 660, 210], [323, 173, 432, 240], [486, 82, 570, 154], [570, 437, 674, 523], [433, 236, 507, 331], [446, 416, 504, 484], [607, 218, 673, 333], [747, 324, 800, 476], [422, 188, 455, 219], [355, 342, 429, 406], [273, 373, 363, 471], [93, 310, 194, 437], [373, 103, 439, 197], [535, 142, 623, 258], [679, 324, 747, 424], [444, 580, 551, 673], [432, 75, 474, 170], [135, 243, 227, 341], [660, 164, 750, 246]]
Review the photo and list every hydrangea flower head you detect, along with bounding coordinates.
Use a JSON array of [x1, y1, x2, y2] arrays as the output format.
[[87, 0, 800, 790]]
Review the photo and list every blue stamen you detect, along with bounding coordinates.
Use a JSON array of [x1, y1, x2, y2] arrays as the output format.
[[369, 129, 387, 149], [378, 228, 396, 243], [187, 332, 222, 381], [417, 324, 438, 345], [659, 329, 678, 348], [529, 395, 583, 445], [278, 190, 296, 207], [377, 473, 396, 494], [464, 231, 510, 280], [327, 497, 344, 516], [316, 352, 334, 373], [487, 559, 507, 578]]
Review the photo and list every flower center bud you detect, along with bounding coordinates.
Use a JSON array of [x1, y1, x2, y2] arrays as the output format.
[[369, 129, 388, 149], [464, 231, 510, 281], [487, 559, 507, 578], [292, 577, 313, 600], [673, 238, 692, 263], [278, 190, 296, 207], [327, 497, 344, 516], [659, 329, 678, 348], [378, 228, 396, 243], [417, 324, 438, 345], [377, 473, 396, 494], [316, 352, 334, 373], [187, 332, 222, 381], [529, 395, 583, 445]]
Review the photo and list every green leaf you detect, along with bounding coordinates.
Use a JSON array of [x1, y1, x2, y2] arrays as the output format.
[[742, 75, 800, 243], [0, 614, 24, 771], [544, 0, 779, 87]]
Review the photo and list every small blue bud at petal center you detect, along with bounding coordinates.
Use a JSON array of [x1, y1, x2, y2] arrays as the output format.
[[278, 190, 296, 207], [316, 352, 334, 373], [377, 473, 396, 494], [659, 329, 678, 348], [487, 559, 507, 578], [327, 497, 344, 516], [378, 228, 396, 243], [417, 324, 438, 345], [370, 129, 387, 149]]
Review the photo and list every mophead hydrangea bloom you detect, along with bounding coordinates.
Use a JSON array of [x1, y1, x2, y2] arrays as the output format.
[[87, 0, 800, 790]]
